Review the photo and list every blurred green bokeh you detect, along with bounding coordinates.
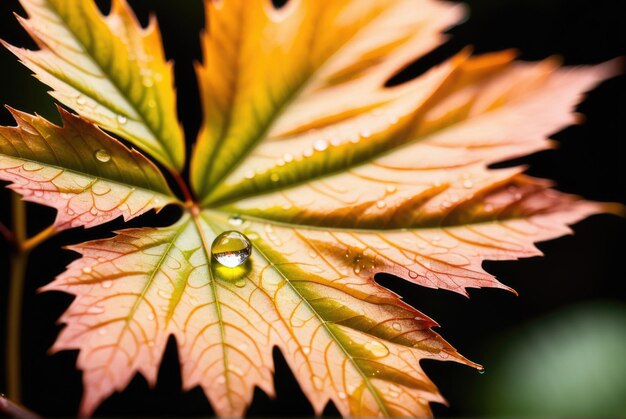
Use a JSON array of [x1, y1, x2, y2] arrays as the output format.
[[477, 302, 626, 416]]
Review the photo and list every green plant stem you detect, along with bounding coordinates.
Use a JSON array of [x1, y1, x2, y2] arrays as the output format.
[[6, 193, 28, 403]]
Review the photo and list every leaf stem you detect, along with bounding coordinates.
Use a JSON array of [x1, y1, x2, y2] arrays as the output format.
[[0, 222, 14, 243], [21, 225, 56, 253], [0, 393, 41, 419], [6, 193, 28, 403], [171, 170, 194, 204]]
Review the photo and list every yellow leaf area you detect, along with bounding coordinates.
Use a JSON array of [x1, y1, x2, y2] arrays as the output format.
[[0, 0, 621, 417], [5, 0, 184, 171]]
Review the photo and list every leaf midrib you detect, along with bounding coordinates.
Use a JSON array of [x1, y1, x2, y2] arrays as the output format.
[[211, 212, 392, 417], [0, 151, 174, 199], [200, 5, 389, 203]]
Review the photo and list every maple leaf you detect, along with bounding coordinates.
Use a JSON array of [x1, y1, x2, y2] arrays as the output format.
[[0, 0, 621, 417]]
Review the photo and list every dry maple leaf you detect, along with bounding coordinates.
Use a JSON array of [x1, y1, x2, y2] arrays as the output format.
[[0, 0, 621, 416]]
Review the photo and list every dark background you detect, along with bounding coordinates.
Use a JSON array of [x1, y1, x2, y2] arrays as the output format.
[[1, 0, 625, 417]]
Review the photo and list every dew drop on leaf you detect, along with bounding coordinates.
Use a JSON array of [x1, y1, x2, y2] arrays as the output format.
[[313, 139, 328, 152], [94, 149, 111, 163], [116, 115, 128, 125], [82, 266, 92, 274], [87, 305, 105, 315], [312, 375, 324, 390], [228, 215, 243, 226], [22, 162, 42, 172], [211, 231, 252, 268], [364, 340, 389, 357]]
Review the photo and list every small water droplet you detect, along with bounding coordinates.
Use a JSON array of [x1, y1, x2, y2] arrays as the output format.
[[376, 200, 386, 209], [312, 375, 324, 390], [82, 266, 93, 274], [392, 322, 401, 331], [463, 180, 474, 189], [364, 340, 389, 357], [147, 312, 155, 321], [386, 185, 397, 194], [34, 190, 43, 198], [270, 172, 280, 182], [211, 231, 252, 268], [408, 270, 418, 279], [302, 346, 311, 355], [283, 153, 294, 163], [228, 215, 243, 226], [147, 99, 157, 108], [116, 115, 128, 125], [158, 289, 172, 299], [303, 148, 313, 157], [22, 162, 42, 172], [76, 95, 86, 106], [102, 280, 113, 289], [338, 391, 347, 400], [87, 305, 105, 314], [245, 170, 255, 179], [313, 139, 328, 152], [234, 279, 246, 288], [89, 208, 98, 215], [94, 149, 111, 163], [478, 366, 486, 375], [166, 258, 181, 270], [360, 128, 372, 138], [142, 77, 154, 87]]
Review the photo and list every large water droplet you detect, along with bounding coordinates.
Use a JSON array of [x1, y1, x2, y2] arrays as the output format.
[[94, 149, 111, 163], [211, 231, 252, 268]]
